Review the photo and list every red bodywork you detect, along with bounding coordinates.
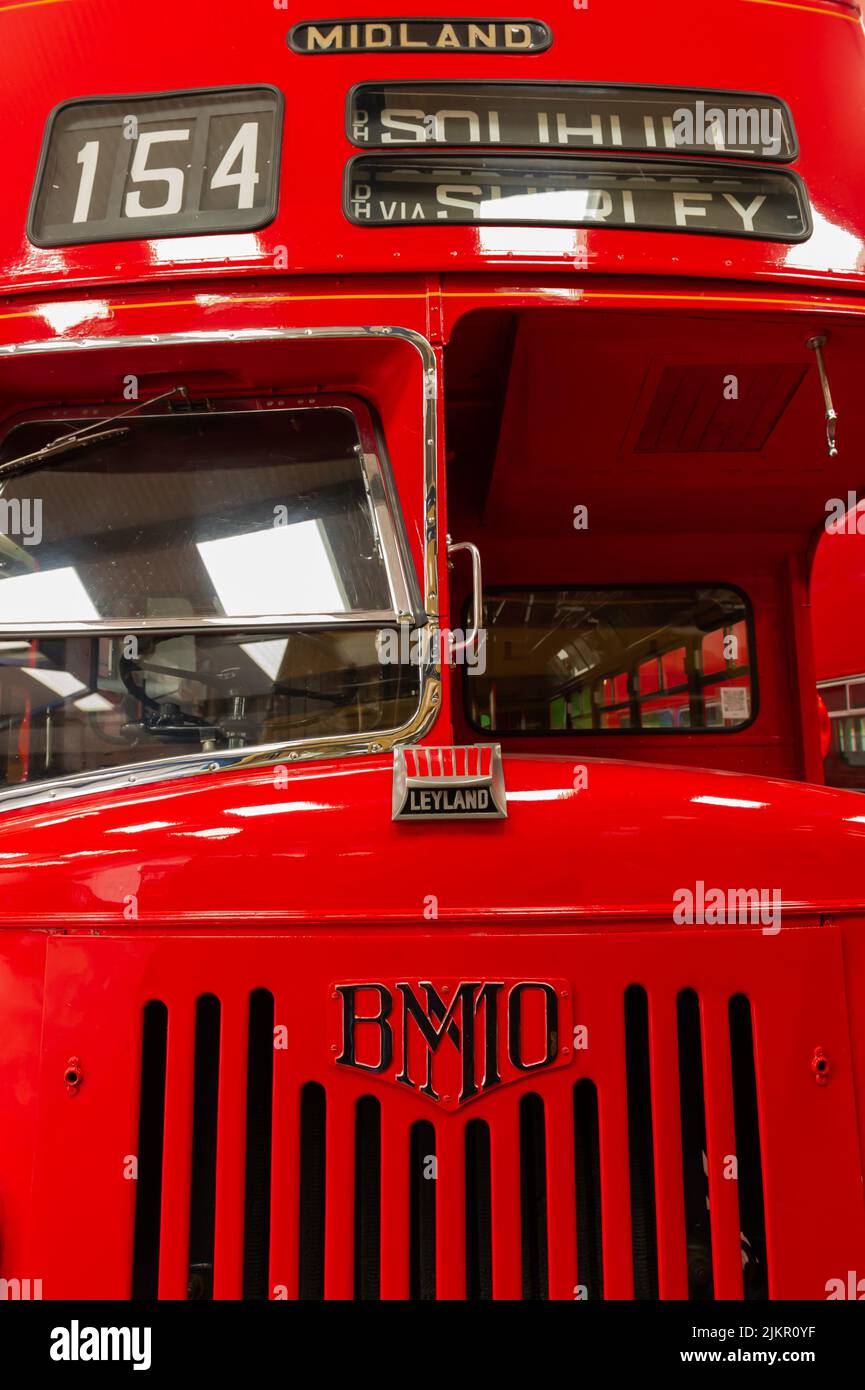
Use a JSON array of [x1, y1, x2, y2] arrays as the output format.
[[1, 0, 865, 1301], [812, 502, 865, 786], [3, 754, 865, 1298], [813, 517, 865, 684]]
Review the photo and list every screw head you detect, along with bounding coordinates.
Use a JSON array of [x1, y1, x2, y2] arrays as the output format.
[[811, 1046, 832, 1085]]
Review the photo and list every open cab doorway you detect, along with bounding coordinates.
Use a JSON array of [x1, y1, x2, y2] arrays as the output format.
[[443, 301, 864, 786]]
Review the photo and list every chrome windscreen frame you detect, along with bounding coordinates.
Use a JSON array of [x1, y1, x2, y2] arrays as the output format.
[[0, 325, 441, 810]]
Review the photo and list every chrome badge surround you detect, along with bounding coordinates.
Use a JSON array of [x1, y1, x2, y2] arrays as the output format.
[[392, 744, 507, 821]]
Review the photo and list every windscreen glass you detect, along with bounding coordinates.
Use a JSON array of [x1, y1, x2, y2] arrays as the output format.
[[0, 629, 420, 785], [0, 405, 420, 786], [0, 408, 396, 623]]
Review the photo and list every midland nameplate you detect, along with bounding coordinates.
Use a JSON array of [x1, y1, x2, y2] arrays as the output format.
[[289, 18, 552, 53], [346, 155, 811, 241]]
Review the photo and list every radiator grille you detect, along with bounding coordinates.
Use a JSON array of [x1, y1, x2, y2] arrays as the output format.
[[131, 983, 768, 1301], [30, 926, 858, 1299]]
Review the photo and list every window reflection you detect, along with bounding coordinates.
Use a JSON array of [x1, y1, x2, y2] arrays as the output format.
[[0, 567, 100, 624], [196, 519, 349, 617], [0, 630, 420, 785], [469, 587, 754, 734], [0, 404, 422, 785], [0, 408, 397, 623]]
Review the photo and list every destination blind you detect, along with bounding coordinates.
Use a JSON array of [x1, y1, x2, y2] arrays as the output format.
[[349, 83, 797, 161], [345, 155, 811, 241]]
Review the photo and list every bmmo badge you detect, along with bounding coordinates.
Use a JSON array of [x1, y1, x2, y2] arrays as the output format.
[[333, 979, 573, 1109]]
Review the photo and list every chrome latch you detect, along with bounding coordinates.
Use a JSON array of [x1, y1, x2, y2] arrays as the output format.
[[806, 334, 838, 459], [446, 534, 484, 663]]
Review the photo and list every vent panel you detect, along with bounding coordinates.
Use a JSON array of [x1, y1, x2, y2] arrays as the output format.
[[635, 363, 807, 453]]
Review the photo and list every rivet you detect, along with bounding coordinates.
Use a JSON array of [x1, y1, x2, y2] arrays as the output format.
[[811, 1046, 832, 1085], [64, 1056, 83, 1094]]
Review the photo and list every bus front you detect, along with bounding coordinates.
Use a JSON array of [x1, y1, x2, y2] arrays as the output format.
[[1, 0, 865, 1307]]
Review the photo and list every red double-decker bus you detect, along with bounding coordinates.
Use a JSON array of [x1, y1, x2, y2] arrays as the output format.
[[1, 0, 865, 1322]]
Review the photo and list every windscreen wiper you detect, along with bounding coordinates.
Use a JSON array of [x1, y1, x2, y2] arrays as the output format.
[[0, 385, 189, 482]]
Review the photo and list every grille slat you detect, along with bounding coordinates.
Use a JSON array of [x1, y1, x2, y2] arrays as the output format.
[[677, 989, 714, 1300], [573, 1079, 604, 1300], [353, 1096, 381, 1300], [409, 1120, 436, 1301], [624, 985, 659, 1300], [435, 1119, 467, 1299], [268, 1075, 301, 1301], [701, 993, 746, 1299], [379, 1110, 412, 1300], [188, 994, 221, 1301], [465, 1119, 493, 1300], [131, 1000, 168, 1302], [519, 1095, 549, 1299], [596, 991, 637, 1298], [544, 1086, 578, 1299], [213, 1000, 248, 1299], [324, 1096, 355, 1299], [649, 992, 690, 1299], [729, 995, 768, 1300], [489, 1109, 521, 1299], [298, 1082, 326, 1300], [243, 989, 274, 1300], [156, 1001, 196, 1300]]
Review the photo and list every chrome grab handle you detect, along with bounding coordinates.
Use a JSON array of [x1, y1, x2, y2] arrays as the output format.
[[446, 534, 484, 654]]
